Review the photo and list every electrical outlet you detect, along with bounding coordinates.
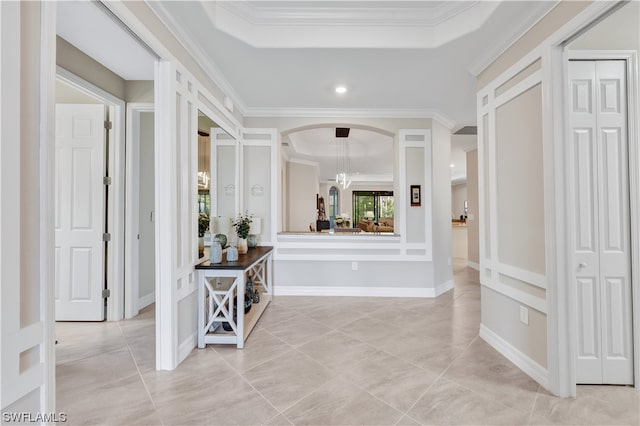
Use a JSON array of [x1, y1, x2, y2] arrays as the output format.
[[520, 306, 529, 325], [352, 261, 358, 271]]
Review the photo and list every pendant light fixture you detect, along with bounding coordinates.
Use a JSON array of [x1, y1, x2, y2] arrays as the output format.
[[335, 127, 351, 189]]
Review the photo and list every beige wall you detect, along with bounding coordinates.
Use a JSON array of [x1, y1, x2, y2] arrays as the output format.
[[477, 1, 592, 89], [57, 36, 126, 99], [286, 161, 319, 232], [482, 287, 548, 367], [466, 149, 479, 264], [138, 112, 155, 299], [496, 84, 545, 275], [451, 183, 467, 219], [125, 80, 154, 103], [432, 120, 453, 286]]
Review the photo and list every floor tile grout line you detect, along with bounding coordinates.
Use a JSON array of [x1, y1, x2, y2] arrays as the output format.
[[428, 336, 537, 419], [283, 337, 408, 422], [208, 341, 297, 423], [116, 322, 165, 426], [400, 336, 481, 420], [54, 343, 127, 367], [528, 384, 542, 422]]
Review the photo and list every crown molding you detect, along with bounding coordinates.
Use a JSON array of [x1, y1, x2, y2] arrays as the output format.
[[468, 1, 560, 77], [145, 1, 248, 115], [219, 1, 479, 27], [216, 1, 499, 49], [243, 107, 456, 130]]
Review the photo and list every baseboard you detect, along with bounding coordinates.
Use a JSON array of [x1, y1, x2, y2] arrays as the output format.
[[137, 292, 155, 311], [467, 261, 480, 271], [274, 284, 452, 298], [177, 331, 197, 366], [435, 279, 454, 296], [479, 324, 549, 389]]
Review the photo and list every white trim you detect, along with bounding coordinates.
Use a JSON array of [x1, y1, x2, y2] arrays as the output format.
[[274, 283, 451, 298], [561, 50, 640, 390], [493, 70, 543, 108], [435, 279, 455, 297], [40, 1, 57, 414], [468, 1, 560, 77], [124, 103, 155, 320], [481, 280, 547, 314], [55, 67, 126, 322], [467, 261, 480, 271], [497, 263, 546, 289], [137, 292, 156, 312], [154, 60, 177, 371], [145, 1, 248, 116], [540, 2, 640, 397], [177, 332, 197, 366], [479, 324, 549, 389], [243, 108, 457, 130]]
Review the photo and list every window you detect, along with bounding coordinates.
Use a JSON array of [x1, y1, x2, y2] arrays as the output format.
[[352, 191, 394, 224], [328, 186, 339, 218]]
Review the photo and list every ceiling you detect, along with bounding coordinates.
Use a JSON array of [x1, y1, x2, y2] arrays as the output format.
[[56, 1, 557, 184], [56, 1, 155, 80], [149, 0, 558, 127], [285, 127, 394, 183]]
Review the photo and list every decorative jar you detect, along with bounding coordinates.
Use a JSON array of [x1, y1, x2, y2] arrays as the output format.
[[209, 238, 222, 264], [226, 241, 238, 262]]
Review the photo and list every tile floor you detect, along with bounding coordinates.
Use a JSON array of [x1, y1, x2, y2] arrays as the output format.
[[56, 262, 639, 425]]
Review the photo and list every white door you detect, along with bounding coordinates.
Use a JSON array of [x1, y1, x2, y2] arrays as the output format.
[[569, 60, 633, 384], [55, 104, 106, 321]]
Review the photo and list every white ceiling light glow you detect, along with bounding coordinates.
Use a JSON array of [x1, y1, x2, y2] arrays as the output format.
[[335, 86, 347, 94]]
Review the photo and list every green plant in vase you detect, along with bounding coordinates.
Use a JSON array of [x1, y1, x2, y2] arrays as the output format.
[[233, 211, 253, 254]]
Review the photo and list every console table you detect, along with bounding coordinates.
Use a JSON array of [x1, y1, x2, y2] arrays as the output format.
[[196, 246, 273, 349]]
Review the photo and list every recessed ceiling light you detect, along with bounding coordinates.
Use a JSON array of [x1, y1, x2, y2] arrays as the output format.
[[335, 86, 347, 94], [450, 163, 455, 168]]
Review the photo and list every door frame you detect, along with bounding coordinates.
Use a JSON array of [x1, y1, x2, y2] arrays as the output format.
[[56, 66, 126, 322], [551, 46, 639, 393], [565, 51, 637, 385], [125, 102, 155, 319]]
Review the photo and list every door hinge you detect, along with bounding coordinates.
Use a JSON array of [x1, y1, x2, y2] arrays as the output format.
[[103, 176, 112, 185], [103, 233, 111, 242], [102, 289, 111, 298], [104, 120, 112, 130]]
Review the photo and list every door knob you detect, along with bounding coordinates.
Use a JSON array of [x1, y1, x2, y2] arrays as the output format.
[[578, 262, 587, 269]]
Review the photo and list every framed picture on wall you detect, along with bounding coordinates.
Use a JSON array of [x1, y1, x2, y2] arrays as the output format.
[[410, 185, 421, 206]]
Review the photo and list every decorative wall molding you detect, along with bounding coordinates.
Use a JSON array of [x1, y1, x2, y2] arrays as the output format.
[[468, 1, 560, 77], [481, 279, 547, 314], [480, 324, 549, 389]]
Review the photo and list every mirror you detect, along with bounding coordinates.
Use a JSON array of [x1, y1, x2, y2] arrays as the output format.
[[197, 111, 236, 260], [281, 126, 395, 233]]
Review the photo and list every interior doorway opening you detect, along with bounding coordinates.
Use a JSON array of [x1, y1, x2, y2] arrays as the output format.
[[54, 70, 124, 322]]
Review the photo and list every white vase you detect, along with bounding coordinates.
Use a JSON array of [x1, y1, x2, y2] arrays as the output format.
[[237, 237, 248, 254], [209, 239, 222, 264]]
